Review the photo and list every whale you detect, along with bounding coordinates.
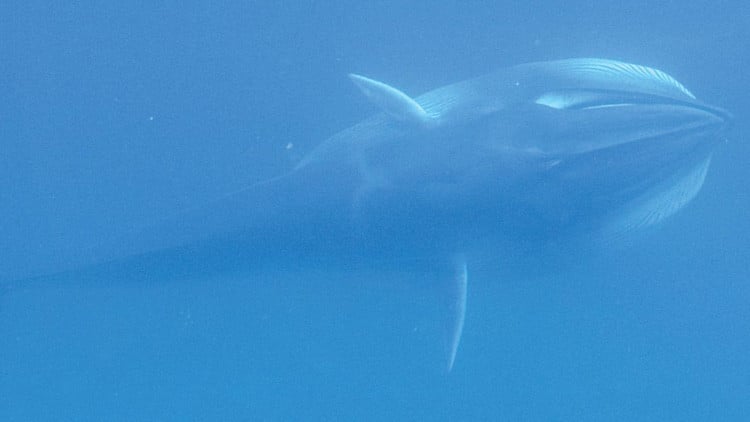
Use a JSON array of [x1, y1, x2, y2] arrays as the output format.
[[8, 58, 731, 372]]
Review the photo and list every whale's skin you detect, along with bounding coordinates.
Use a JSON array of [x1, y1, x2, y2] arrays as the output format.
[[12, 58, 731, 371], [121, 59, 728, 267]]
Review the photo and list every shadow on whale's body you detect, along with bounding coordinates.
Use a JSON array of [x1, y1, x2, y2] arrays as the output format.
[[9, 58, 732, 372]]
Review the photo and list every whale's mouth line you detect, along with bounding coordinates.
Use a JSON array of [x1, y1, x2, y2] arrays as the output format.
[[536, 89, 732, 123], [578, 100, 732, 124]]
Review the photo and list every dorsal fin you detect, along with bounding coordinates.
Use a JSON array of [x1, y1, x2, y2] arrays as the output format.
[[349, 74, 432, 125]]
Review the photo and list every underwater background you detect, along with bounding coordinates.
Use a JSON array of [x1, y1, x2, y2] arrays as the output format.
[[1, 1, 748, 420]]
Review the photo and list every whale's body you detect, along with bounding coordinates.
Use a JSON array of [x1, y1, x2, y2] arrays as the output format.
[[25, 59, 733, 371]]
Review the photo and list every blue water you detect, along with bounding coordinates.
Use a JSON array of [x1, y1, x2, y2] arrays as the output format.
[[1, 2, 748, 420]]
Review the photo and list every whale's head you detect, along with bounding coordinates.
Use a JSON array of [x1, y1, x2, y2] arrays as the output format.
[[504, 59, 732, 234], [332, 59, 731, 242], [519, 59, 731, 156]]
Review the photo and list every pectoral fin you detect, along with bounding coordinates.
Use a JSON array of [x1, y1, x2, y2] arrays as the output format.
[[444, 258, 468, 372], [348, 73, 432, 126]]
